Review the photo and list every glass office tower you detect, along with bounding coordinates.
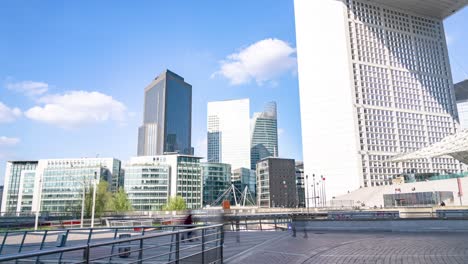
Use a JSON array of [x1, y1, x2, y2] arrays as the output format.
[[207, 99, 250, 169], [138, 70, 193, 156], [251, 102, 278, 170]]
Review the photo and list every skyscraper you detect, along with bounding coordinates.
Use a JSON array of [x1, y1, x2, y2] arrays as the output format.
[[250, 102, 278, 170], [207, 99, 250, 170], [295, 0, 466, 201], [138, 70, 192, 156], [454, 80, 468, 129]]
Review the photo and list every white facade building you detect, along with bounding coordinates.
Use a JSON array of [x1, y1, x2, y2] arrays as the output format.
[[207, 99, 251, 170], [124, 155, 202, 209], [294, 0, 467, 202]]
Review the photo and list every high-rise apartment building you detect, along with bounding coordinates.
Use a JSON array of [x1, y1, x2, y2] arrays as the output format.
[[124, 155, 202, 210], [455, 80, 468, 129], [295, 0, 467, 200], [251, 102, 279, 170], [138, 70, 193, 156], [207, 99, 250, 169]]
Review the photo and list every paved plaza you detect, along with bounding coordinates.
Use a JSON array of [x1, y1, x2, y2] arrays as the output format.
[[2, 229, 468, 263], [224, 231, 468, 264]]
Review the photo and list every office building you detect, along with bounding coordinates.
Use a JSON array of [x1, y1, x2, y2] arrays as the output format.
[[294, 0, 466, 201], [455, 80, 468, 129], [35, 158, 121, 213], [251, 102, 279, 170], [2, 158, 121, 214], [232, 167, 256, 199], [207, 99, 250, 169], [201, 162, 231, 206], [295, 161, 306, 208], [256, 158, 297, 208], [124, 155, 202, 210], [1, 161, 38, 214], [138, 70, 193, 156]]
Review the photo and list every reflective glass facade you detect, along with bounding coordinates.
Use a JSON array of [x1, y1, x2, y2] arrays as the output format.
[[383, 191, 453, 207], [138, 70, 192, 156], [251, 102, 278, 170], [1, 161, 38, 214], [232, 168, 256, 199], [201, 163, 231, 206], [39, 158, 121, 213]]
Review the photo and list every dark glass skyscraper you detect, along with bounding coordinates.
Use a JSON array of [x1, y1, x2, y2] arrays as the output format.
[[250, 102, 278, 170], [138, 70, 192, 156]]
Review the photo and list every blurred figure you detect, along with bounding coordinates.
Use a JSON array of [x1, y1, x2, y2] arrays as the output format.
[[182, 212, 194, 242]]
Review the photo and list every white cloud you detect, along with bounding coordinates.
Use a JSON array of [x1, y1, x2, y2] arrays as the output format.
[[0, 102, 22, 123], [0, 136, 20, 146], [25, 91, 127, 128], [212, 38, 297, 85], [6, 80, 49, 96]]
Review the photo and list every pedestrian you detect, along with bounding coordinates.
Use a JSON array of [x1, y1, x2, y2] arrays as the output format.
[[182, 213, 194, 242], [440, 201, 446, 206]]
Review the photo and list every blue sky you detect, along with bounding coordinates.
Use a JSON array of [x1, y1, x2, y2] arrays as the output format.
[[0, 1, 467, 183]]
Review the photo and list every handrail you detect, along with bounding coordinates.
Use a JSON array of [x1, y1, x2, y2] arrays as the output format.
[[0, 224, 223, 262]]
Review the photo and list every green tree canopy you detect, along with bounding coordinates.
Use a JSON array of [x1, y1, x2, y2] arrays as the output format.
[[161, 196, 187, 211], [85, 180, 113, 217], [113, 187, 133, 212]]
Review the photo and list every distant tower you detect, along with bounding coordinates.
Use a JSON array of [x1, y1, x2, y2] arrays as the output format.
[[250, 102, 278, 170], [207, 99, 250, 170], [138, 70, 193, 156]]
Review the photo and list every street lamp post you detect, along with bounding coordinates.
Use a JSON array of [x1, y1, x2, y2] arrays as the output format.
[[313, 174, 317, 208], [91, 171, 97, 228], [34, 175, 43, 231], [305, 175, 309, 213]]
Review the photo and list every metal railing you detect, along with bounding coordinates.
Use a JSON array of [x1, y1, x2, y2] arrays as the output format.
[[0, 224, 207, 256], [0, 224, 223, 263]]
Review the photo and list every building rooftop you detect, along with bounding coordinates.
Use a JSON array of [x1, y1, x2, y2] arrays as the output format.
[[369, 0, 468, 19], [455, 79, 468, 102]]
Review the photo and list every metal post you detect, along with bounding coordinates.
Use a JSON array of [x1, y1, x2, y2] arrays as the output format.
[[313, 174, 317, 208], [175, 232, 180, 264], [0, 232, 8, 255], [322, 175, 326, 207], [201, 229, 205, 264], [84, 244, 90, 263], [81, 183, 85, 228], [18, 231, 28, 253], [91, 172, 97, 228], [220, 227, 224, 263], [305, 175, 309, 213], [138, 238, 143, 264]]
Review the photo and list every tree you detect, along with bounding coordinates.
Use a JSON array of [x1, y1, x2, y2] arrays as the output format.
[[161, 196, 187, 211], [113, 187, 133, 212], [85, 180, 113, 217]]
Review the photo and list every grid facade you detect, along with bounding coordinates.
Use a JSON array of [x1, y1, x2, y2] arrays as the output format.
[[1, 161, 38, 214], [124, 165, 170, 211], [347, 0, 460, 187]]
